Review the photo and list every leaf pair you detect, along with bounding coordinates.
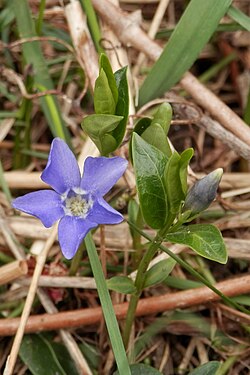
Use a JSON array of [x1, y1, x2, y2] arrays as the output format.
[[133, 103, 172, 157], [82, 54, 129, 155], [107, 257, 176, 294], [132, 132, 193, 230], [132, 133, 227, 264]]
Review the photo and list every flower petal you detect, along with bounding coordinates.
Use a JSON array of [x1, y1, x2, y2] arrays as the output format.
[[41, 138, 81, 194], [88, 197, 124, 224], [58, 216, 97, 259], [12, 190, 64, 228], [80, 156, 128, 196]]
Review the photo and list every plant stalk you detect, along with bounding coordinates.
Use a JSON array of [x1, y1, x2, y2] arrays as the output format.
[[123, 232, 163, 348], [84, 233, 131, 375]]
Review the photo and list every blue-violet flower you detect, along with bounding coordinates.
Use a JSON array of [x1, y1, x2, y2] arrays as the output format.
[[12, 138, 128, 259]]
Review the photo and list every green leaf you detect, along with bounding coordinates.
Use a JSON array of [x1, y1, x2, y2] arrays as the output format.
[[227, 5, 250, 31], [19, 334, 68, 375], [141, 123, 171, 156], [132, 133, 168, 229], [164, 152, 184, 216], [82, 114, 123, 154], [166, 224, 227, 264], [94, 69, 116, 114], [100, 53, 118, 105], [188, 361, 220, 375], [107, 276, 136, 294], [179, 148, 194, 195], [134, 117, 152, 135], [151, 103, 172, 134], [113, 363, 162, 375], [144, 258, 176, 288], [112, 66, 129, 146], [139, 0, 232, 106]]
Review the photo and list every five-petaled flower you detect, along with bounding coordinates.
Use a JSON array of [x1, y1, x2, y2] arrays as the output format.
[[12, 138, 128, 259]]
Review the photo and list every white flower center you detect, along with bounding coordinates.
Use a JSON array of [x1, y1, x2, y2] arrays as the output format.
[[63, 190, 93, 218]]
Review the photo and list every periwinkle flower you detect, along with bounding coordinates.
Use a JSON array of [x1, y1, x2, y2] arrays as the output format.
[[12, 138, 128, 259], [183, 168, 223, 215]]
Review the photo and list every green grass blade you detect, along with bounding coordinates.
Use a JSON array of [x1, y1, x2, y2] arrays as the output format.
[[84, 233, 131, 375], [227, 5, 250, 31], [80, 0, 103, 54], [139, 0, 232, 107], [0, 159, 12, 204], [11, 0, 70, 144]]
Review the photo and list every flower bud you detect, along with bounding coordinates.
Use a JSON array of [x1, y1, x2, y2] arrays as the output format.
[[183, 168, 223, 215]]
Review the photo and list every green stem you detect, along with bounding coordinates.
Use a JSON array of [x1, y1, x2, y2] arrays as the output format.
[[35, 0, 46, 35], [69, 241, 85, 276], [127, 220, 250, 315], [84, 233, 131, 375], [123, 232, 163, 348]]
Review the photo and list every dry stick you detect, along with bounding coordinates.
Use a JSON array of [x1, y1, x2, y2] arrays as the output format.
[[3, 225, 58, 375], [0, 260, 27, 286], [175, 103, 250, 160], [1, 273, 250, 337], [100, 0, 136, 116], [65, 0, 98, 92], [0, 207, 26, 260], [133, 0, 170, 76], [4, 170, 250, 191], [91, 0, 250, 149], [65, 0, 99, 170]]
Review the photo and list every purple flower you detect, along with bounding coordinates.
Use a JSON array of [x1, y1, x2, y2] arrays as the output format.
[[12, 138, 128, 259]]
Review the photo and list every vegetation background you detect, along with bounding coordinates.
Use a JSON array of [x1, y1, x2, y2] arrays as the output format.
[[0, 0, 250, 374]]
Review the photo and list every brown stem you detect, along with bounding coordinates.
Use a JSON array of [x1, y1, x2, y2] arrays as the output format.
[[1, 273, 249, 336]]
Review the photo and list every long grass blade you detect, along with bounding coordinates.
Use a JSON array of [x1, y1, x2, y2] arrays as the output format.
[[227, 5, 250, 31], [84, 233, 131, 375], [139, 0, 232, 106], [11, 0, 70, 143]]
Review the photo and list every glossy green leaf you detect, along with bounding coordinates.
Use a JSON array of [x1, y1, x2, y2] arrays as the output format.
[[100, 53, 118, 105], [144, 258, 176, 288], [179, 148, 194, 195], [113, 363, 162, 375], [166, 224, 227, 264], [132, 133, 168, 229], [134, 117, 152, 135], [164, 152, 184, 216], [139, 0, 232, 106], [82, 114, 123, 154], [19, 334, 71, 375], [113, 66, 129, 146], [151, 103, 172, 134], [94, 69, 116, 114], [107, 276, 136, 294], [188, 361, 220, 375], [141, 123, 171, 156]]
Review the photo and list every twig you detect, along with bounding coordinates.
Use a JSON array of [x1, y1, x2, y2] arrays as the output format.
[[1, 273, 250, 336], [0, 260, 27, 286], [0, 206, 26, 260], [3, 224, 58, 375], [175, 102, 250, 159], [133, 0, 170, 76], [64, 0, 99, 92]]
